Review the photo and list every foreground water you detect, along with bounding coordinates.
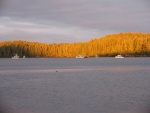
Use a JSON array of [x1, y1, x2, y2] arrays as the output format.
[[0, 58, 150, 113]]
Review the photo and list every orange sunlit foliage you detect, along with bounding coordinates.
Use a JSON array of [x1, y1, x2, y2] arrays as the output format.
[[0, 32, 150, 58]]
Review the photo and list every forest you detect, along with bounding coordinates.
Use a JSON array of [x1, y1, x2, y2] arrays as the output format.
[[0, 32, 150, 58]]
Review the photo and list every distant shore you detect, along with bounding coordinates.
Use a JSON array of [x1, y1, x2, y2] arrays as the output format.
[[0, 32, 150, 58]]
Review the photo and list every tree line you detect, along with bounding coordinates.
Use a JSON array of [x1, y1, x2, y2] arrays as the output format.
[[0, 32, 150, 58]]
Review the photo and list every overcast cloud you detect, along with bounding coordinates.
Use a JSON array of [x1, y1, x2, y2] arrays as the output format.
[[0, 0, 150, 43]]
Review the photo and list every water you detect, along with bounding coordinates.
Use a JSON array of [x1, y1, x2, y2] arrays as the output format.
[[0, 58, 150, 113]]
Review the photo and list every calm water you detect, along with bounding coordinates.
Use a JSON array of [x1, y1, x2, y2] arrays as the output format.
[[0, 58, 150, 113]]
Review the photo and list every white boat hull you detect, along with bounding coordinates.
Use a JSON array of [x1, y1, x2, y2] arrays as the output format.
[[115, 55, 124, 58], [12, 54, 19, 59]]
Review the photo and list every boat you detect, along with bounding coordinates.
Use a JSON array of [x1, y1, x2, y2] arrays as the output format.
[[23, 56, 26, 59], [95, 55, 99, 58], [115, 55, 124, 58], [12, 54, 19, 59], [76, 55, 85, 58]]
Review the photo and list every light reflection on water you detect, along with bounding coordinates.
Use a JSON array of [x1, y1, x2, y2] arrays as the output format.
[[0, 67, 144, 73], [0, 58, 150, 113]]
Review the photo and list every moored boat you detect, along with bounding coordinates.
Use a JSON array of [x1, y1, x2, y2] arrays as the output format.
[[12, 54, 19, 59], [76, 55, 86, 58], [115, 55, 124, 58]]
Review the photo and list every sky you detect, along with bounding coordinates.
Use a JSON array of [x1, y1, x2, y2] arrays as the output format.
[[0, 0, 150, 43]]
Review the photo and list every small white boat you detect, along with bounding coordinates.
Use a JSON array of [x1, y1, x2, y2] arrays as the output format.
[[23, 56, 26, 59], [95, 55, 99, 58], [115, 55, 124, 58], [76, 55, 85, 58], [12, 54, 19, 59]]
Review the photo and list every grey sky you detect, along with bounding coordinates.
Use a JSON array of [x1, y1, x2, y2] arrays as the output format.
[[0, 0, 150, 43]]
